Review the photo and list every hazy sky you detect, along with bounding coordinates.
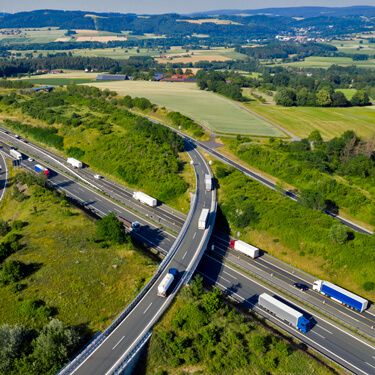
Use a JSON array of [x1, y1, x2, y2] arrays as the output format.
[[0, 0, 374, 14]]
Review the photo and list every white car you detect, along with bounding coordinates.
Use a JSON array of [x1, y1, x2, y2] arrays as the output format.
[[94, 174, 103, 180], [28, 157, 34, 162]]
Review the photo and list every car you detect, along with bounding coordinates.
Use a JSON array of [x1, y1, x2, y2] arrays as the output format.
[[168, 268, 178, 277], [28, 157, 34, 162], [94, 174, 103, 180], [293, 282, 309, 291]]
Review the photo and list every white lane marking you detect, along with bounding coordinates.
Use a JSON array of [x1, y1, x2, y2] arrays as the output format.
[[312, 331, 325, 339], [223, 270, 236, 279], [114, 208, 122, 213], [366, 362, 375, 370], [182, 250, 188, 260], [319, 326, 333, 335], [143, 302, 153, 315], [203, 274, 370, 375], [366, 311, 375, 317], [219, 276, 230, 284], [192, 232, 197, 239], [112, 336, 125, 350]]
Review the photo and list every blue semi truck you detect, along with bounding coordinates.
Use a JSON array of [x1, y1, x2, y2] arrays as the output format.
[[313, 280, 368, 312]]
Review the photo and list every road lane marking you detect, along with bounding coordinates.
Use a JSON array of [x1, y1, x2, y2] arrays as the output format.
[[143, 302, 153, 315], [312, 331, 325, 339], [182, 250, 188, 260], [219, 276, 230, 284], [193, 232, 197, 239], [366, 362, 375, 370], [223, 270, 236, 279], [112, 336, 125, 350], [319, 326, 332, 335]]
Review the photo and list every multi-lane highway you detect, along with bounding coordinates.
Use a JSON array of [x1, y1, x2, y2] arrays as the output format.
[[0, 150, 8, 202], [1, 128, 375, 374]]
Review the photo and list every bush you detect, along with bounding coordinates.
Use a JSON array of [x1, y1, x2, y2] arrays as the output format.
[[0, 220, 10, 237], [0, 260, 26, 285], [96, 213, 127, 244]]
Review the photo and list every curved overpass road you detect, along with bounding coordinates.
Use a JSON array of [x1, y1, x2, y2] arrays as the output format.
[[0, 150, 8, 202]]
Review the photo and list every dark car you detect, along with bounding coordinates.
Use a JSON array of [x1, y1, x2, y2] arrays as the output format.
[[293, 282, 309, 291], [169, 268, 178, 277]]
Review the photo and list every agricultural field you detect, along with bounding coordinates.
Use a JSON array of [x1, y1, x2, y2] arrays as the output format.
[[280, 56, 375, 69], [0, 27, 67, 44], [90, 81, 285, 137], [0, 169, 157, 332], [329, 38, 375, 55], [245, 102, 375, 140], [335, 88, 357, 100]]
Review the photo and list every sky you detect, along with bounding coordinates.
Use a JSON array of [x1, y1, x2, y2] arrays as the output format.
[[0, 0, 373, 14]]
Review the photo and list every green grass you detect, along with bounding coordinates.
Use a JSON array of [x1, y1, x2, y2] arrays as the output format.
[[0, 27, 67, 44], [0, 170, 157, 332], [279, 56, 375, 69], [246, 102, 375, 140], [329, 39, 375, 56], [89, 81, 285, 137], [335, 88, 357, 100], [23, 78, 95, 86]]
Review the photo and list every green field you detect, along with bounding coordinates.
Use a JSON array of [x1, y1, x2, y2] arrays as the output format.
[[246, 103, 375, 140], [0, 27, 67, 44], [0, 170, 156, 332], [89, 81, 285, 137], [24, 77, 95, 86], [280, 56, 375, 69], [335, 88, 357, 100], [329, 39, 375, 55]]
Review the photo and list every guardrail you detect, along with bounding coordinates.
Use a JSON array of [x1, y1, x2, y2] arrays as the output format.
[[57, 156, 199, 375]]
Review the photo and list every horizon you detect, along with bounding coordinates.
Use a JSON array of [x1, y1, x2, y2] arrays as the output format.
[[0, 1, 374, 14]]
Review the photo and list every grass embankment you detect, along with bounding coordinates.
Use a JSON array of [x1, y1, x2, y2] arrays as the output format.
[[0, 86, 192, 212], [89, 80, 284, 137], [140, 278, 336, 375], [0, 170, 157, 332], [245, 102, 375, 140], [213, 163, 375, 300]]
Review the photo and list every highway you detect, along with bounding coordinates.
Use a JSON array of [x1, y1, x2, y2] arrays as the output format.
[[1, 129, 375, 373], [0, 149, 8, 202]]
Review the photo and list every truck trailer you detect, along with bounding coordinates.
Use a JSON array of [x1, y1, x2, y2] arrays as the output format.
[[133, 191, 157, 207], [157, 268, 178, 297], [204, 174, 212, 191], [198, 208, 209, 230], [117, 215, 141, 233], [229, 239, 259, 259], [10, 149, 22, 160], [312, 280, 368, 312], [34, 164, 49, 177], [67, 157, 83, 169], [258, 293, 310, 333]]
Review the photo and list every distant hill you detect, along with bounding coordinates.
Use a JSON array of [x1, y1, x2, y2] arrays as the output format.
[[192, 6, 375, 18]]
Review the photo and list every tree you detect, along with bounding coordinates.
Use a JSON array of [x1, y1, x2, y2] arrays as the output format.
[[316, 89, 332, 107], [351, 90, 371, 106], [0, 219, 10, 236], [299, 189, 327, 211], [202, 287, 222, 315], [29, 319, 79, 374], [308, 130, 323, 145], [96, 213, 126, 244], [275, 88, 296, 106], [0, 324, 30, 374], [328, 224, 348, 244], [0, 260, 25, 285], [331, 91, 349, 107]]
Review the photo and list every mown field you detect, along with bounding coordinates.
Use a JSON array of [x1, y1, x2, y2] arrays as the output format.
[[329, 38, 375, 55], [0, 169, 156, 332], [21, 77, 95, 86], [90, 81, 285, 137], [0, 27, 66, 44], [245, 102, 375, 140], [280, 56, 375, 69]]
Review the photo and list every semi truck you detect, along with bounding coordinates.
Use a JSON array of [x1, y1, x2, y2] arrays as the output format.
[[157, 268, 178, 297], [10, 149, 22, 160], [117, 215, 141, 233], [229, 239, 259, 259], [198, 208, 209, 230], [258, 293, 311, 333], [133, 191, 157, 207], [312, 280, 368, 312], [204, 174, 212, 191], [67, 157, 83, 169], [34, 164, 49, 177]]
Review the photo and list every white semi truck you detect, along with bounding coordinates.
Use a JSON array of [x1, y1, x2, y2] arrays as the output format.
[[204, 174, 212, 191], [10, 149, 22, 160], [133, 191, 157, 207], [198, 208, 209, 230], [229, 239, 259, 259], [157, 268, 178, 297], [67, 157, 83, 169]]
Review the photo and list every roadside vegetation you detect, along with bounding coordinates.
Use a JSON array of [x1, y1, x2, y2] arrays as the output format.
[[0, 170, 157, 374], [141, 276, 335, 375], [225, 131, 375, 227], [212, 162, 375, 300], [0, 85, 191, 208]]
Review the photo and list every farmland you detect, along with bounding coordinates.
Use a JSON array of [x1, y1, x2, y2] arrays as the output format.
[[329, 38, 375, 55], [279, 56, 375, 69], [245, 102, 375, 140], [90, 81, 285, 137]]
